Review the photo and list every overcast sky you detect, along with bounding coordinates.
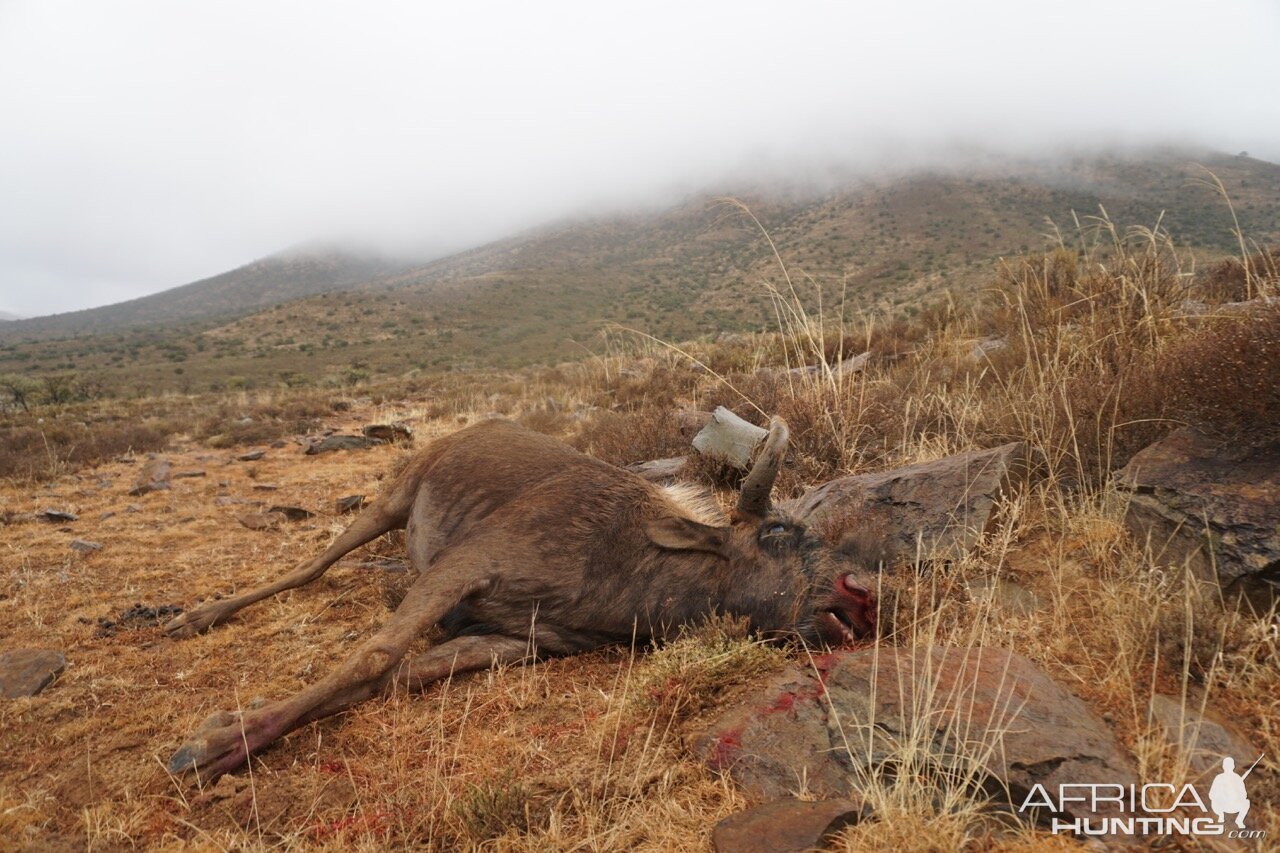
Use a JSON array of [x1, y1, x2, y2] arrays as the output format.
[[1, 0, 1278, 318]]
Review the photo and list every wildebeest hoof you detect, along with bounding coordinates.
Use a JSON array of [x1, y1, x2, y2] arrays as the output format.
[[168, 709, 258, 779], [165, 604, 225, 638]]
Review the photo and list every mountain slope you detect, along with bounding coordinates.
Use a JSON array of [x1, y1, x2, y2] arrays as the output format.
[[2, 150, 1277, 393], [208, 150, 1280, 362], [0, 249, 409, 341]]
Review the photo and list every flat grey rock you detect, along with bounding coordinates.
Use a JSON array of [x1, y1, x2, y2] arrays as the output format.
[[785, 442, 1034, 564], [712, 797, 867, 853], [335, 494, 366, 514], [129, 457, 172, 496], [0, 649, 66, 698], [305, 434, 378, 455], [1116, 427, 1279, 608]]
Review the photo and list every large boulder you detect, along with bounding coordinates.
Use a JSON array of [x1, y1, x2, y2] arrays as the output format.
[[783, 442, 1034, 564], [695, 646, 1136, 825], [1147, 694, 1262, 784], [1115, 427, 1279, 608]]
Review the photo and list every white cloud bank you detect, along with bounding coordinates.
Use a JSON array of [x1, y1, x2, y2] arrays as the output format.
[[1, 0, 1277, 316]]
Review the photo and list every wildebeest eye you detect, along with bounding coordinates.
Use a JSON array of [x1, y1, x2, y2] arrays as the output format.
[[765, 523, 787, 535]]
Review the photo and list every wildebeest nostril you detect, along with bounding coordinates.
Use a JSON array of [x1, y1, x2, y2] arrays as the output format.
[[841, 573, 873, 599]]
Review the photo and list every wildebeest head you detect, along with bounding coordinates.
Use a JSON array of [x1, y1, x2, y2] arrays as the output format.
[[644, 417, 878, 647]]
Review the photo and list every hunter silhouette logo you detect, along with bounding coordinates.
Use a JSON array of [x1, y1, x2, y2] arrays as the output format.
[[1209, 755, 1261, 829], [1019, 753, 1267, 839]]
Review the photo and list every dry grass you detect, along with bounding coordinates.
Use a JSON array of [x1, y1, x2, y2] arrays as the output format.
[[2, 205, 1278, 850]]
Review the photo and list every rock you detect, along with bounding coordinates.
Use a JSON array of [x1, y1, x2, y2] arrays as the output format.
[[1115, 427, 1279, 608], [1, 512, 37, 525], [626, 457, 688, 482], [784, 442, 1034, 565], [692, 407, 769, 469], [270, 439, 287, 449], [69, 539, 102, 553], [968, 575, 1041, 616], [96, 603, 184, 637], [236, 450, 266, 461], [99, 511, 116, 520], [677, 410, 714, 438], [251, 483, 281, 491], [237, 512, 280, 531], [125, 503, 142, 513], [129, 458, 172, 496], [305, 434, 377, 455], [1178, 295, 1279, 319], [214, 496, 253, 506], [362, 423, 413, 445], [711, 797, 867, 853], [0, 649, 67, 698], [787, 352, 871, 380], [267, 505, 314, 522], [41, 509, 78, 523], [835, 352, 872, 376], [335, 494, 366, 514], [969, 337, 1008, 361], [696, 646, 1136, 825], [1148, 694, 1262, 783], [173, 470, 206, 479]]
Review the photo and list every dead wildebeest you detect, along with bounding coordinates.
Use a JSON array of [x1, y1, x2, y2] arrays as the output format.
[[165, 417, 878, 779]]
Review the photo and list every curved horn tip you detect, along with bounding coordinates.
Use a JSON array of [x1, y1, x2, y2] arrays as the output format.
[[735, 414, 789, 518]]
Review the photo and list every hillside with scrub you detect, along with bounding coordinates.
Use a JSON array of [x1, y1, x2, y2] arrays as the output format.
[[2, 151, 1278, 402], [1, 189, 1278, 848]]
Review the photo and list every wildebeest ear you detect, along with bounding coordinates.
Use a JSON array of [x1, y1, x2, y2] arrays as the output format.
[[643, 516, 730, 556]]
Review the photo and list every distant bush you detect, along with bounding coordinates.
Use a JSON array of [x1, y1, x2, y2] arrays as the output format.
[[0, 420, 172, 481], [1159, 302, 1280, 440], [570, 407, 686, 468], [1196, 246, 1278, 303]]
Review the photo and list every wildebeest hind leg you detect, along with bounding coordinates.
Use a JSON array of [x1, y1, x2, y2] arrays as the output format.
[[393, 635, 533, 694], [167, 567, 494, 779]]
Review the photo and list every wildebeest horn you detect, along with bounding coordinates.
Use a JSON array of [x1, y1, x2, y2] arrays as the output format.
[[736, 416, 789, 518]]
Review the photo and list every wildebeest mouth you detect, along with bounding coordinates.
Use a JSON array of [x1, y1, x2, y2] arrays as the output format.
[[815, 573, 878, 647]]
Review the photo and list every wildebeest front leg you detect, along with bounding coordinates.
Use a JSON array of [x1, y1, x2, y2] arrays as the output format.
[[167, 571, 493, 779]]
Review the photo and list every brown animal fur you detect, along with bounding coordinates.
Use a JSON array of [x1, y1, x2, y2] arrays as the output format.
[[165, 418, 877, 779]]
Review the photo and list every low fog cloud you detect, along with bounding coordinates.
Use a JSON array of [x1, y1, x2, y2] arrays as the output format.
[[1, 0, 1277, 316]]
